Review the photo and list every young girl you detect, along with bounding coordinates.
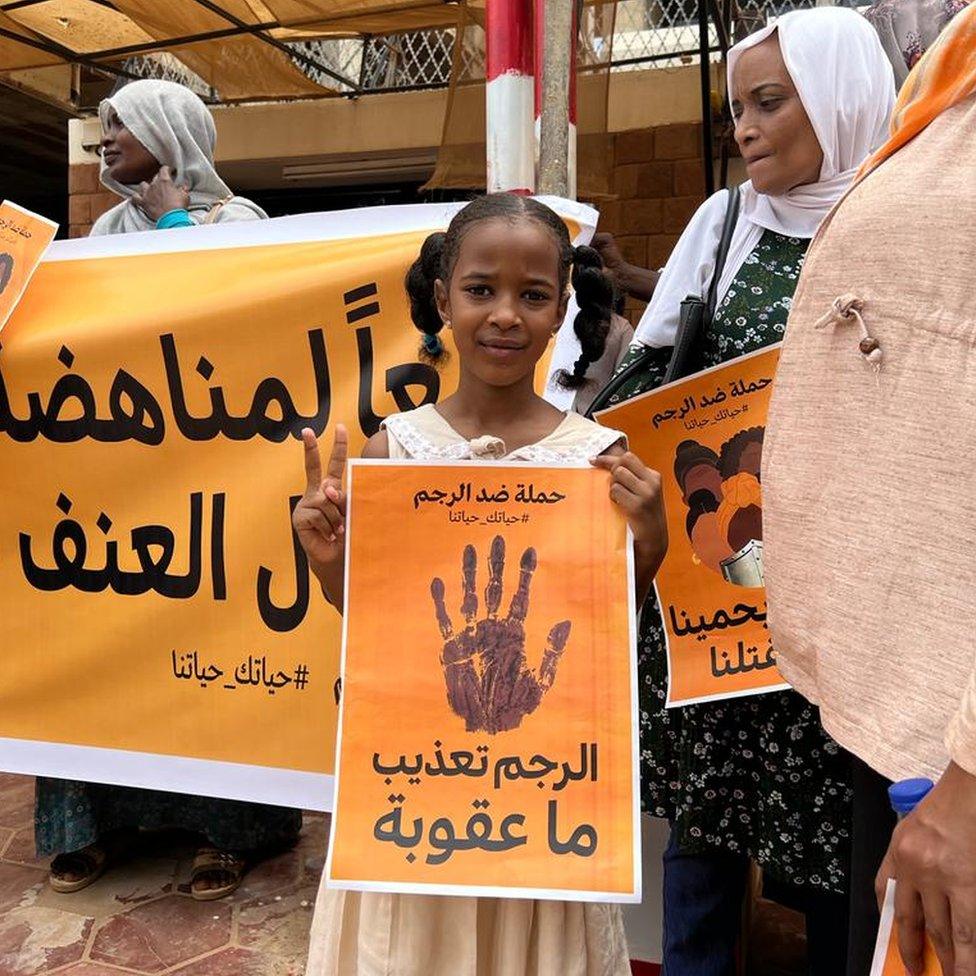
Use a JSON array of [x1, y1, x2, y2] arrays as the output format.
[[294, 193, 668, 976]]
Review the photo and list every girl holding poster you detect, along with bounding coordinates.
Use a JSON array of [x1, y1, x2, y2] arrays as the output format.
[[595, 9, 896, 974], [294, 193, 668, 976]]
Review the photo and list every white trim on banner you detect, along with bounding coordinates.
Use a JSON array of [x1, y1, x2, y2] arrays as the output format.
[[44, 197, 599, 263], [0, 737, 333, 811]]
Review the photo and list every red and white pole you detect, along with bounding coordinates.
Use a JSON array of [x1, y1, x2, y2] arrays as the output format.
[[534, 0, 577, 198], [485, 0, 535, 194]]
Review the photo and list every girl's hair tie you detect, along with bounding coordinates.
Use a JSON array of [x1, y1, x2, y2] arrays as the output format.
[[422, 332, 444, 356]]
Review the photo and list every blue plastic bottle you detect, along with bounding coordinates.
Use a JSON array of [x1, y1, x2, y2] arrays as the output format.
[[889, 777, 935, 819]]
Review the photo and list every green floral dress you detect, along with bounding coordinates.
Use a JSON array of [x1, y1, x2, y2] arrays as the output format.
[[612, 230, 852, 895]]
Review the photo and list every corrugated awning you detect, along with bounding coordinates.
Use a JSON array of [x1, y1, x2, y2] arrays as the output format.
[[0, 0, 477, 99]]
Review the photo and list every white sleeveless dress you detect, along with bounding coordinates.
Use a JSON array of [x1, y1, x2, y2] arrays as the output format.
[[305, 404, 630, 976]]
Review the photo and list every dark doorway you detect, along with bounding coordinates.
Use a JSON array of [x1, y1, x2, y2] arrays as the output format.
[[0, 85, 72, 236]]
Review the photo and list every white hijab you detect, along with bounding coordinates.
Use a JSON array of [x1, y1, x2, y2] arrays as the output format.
[[730, 6, 896, 240], [632, 7, 895, 347], [91, 79, 267, 236]]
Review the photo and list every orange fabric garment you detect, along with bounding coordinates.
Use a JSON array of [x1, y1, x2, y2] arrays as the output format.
[[859, 3, 976, 176]]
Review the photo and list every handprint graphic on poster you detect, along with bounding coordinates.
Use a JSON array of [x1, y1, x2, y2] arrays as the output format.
[[430, 535, 572, 734]]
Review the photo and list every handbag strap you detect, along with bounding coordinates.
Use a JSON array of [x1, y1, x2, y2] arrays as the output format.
[[583, 344, 660, 419], [705, 185, 741, 322], [203, 195, 234, 225], [584, 185, 740, 418]]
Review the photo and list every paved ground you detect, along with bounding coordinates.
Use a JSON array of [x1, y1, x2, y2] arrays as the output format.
[[0, 773, 326, 976], [0, 772, 805, 976]]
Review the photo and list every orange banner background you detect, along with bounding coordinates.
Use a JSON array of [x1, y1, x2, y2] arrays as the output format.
[[0, 228, 456, 786], [328, 461, 639, 899]]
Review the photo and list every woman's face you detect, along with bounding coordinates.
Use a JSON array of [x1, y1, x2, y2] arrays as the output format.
[[731, 35, 823, 196], [100, 108, 160, 185], [435, 217, 567, 389]]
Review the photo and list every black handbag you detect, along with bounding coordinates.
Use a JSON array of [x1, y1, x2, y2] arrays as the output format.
[[663, 185, 740, 385], [585, 186, 741, 418]]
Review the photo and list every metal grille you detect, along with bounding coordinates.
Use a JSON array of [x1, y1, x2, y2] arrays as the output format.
[[289, 37, 363, 92], [126, 0, 853, 100], [286, 29, 464, 93], [608, 0, 818, 69], [360, 29, 455, 89]]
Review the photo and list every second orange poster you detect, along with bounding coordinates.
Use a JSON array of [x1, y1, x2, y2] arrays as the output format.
[[596, 345, 787, 706]]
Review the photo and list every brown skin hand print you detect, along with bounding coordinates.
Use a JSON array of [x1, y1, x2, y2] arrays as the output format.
[[430, 536, 572, 734]]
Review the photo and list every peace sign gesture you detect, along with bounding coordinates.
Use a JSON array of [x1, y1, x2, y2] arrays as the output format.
[[293, 425, 348, 603]]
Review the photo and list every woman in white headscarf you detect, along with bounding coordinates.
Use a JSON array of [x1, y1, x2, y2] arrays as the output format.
[[36, 80, 299, 904], [91, 78, 267, 235], [598, 10, 895, 975]]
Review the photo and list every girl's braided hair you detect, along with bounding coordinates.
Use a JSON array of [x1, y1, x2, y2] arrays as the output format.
[[404, 193, 614, 388]]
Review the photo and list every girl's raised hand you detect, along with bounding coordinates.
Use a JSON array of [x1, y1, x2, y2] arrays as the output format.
[[592, 450, 669, 597], [293, 425, 348, 590]]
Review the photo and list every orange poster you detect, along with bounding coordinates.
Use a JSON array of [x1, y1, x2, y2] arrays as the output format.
[[873, 881, 943, 976], [328, 460, 640, 901], [595, 345, 787, 706], [0, 200, 58, 332]]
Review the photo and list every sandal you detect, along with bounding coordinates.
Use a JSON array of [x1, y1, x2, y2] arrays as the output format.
[[50, 842, 108, 893], [190, 847, 247, 901]]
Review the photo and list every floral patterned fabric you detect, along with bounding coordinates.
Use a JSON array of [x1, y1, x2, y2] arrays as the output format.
[[622, 230, 853, 895], [864, 0, 972, 87]]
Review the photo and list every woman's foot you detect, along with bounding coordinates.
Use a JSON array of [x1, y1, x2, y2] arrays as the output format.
[[49, 842, 108, 893], [190, 847, 247, 901]]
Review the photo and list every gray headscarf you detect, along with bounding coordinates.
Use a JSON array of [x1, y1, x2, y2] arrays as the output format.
[[864, 0, 971, 87], [91, 79, 267, 236]]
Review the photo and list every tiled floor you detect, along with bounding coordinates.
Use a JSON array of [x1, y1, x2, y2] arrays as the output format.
[[0, 772, 805, 976], [0, 774, 325, 976]]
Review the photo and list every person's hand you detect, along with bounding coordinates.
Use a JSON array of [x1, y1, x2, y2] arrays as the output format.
[[592, 232, 627, 281], [293, 425, 347, 590], [592, 451, 667, 550], [592, 232, 659, 302], [132, 165, 190, 222], [878, 761, 976, 976]]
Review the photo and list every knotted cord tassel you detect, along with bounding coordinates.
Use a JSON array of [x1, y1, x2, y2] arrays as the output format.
[[813, 294, 882, 370]]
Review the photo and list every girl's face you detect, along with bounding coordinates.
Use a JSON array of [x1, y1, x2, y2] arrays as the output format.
[[731, 35, 823, 197], [100, 108, 160, 185], [435, 218, 567, 388]]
